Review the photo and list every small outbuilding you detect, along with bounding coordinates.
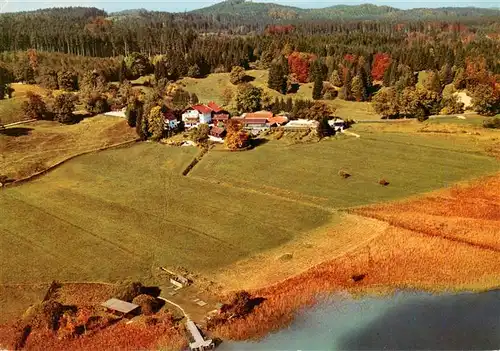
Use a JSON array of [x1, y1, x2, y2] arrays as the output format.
[[328, 118, 346, 132], [284, 119, 319, 130], [101, 298, 139, 318]]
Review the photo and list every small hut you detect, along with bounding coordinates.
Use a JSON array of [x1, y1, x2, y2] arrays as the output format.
[[101, 298, 139, 318]]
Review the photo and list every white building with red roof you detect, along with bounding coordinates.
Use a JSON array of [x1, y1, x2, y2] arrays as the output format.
[[182, 104, 213, 128]]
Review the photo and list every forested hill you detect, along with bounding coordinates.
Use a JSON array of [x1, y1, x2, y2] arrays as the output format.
[[190, 1, 500, 20], [1, 3, 500, 59], [190, 2, 397, 20]]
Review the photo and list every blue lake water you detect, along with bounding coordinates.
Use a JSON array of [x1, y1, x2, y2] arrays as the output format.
[[219, 290, 500, 350]]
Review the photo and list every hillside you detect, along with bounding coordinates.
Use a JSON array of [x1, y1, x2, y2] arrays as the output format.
[[178, 70, 381, 120]]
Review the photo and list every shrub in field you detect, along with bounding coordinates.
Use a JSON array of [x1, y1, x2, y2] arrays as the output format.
[[132, 294, 160, 316], [52, 93, 77, 124], [189, 124, 210, 145], [84, 93, 110, 115], [440, 95, 464, 115], [230, 66, 246, 85], [483, 117, 500, 129], [317, 117, 334, 138], [338, 170, 351, 179], [379, 179, 390, 186], [23, 300, 66, 331], [114, 281, 143, 302], [22, 92, 48, 120]]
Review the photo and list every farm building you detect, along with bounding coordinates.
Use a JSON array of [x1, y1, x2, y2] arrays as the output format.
[[182, 102, 232, 128], [210, 126, 226, 138], [164, 110, 180, 129], [328, 118, 346, 132], [186, 320, 214, 351], [182, 105, 213, 128], [268, 116, 289, 127], [242, 118, 269, 131], [238, 111, 275, 132], [284, 119, 319, 130], [101, 298, 139, 318], [241, 111, 273, 120], [208, 102, 230, 125]]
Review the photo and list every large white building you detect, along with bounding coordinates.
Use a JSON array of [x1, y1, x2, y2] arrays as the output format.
[[182, 105, 213, 128]]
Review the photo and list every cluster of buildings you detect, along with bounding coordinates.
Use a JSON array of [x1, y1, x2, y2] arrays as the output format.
[[176, 101, 346, 138]]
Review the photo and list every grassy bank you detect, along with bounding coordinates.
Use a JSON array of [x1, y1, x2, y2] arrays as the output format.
[[0, 116, 137, 180], [0, 84, 47, 125]]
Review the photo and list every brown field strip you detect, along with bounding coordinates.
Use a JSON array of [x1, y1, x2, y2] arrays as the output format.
[[352, 174, 500, 251]]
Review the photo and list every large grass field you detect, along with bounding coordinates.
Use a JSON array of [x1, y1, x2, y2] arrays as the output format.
[[0, 143, 334, 286], [1, 132, 498, 288], [192, 132, 499, 208], [179, 70, 381, 120]]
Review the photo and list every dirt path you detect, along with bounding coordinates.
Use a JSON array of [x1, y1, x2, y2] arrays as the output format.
[[344, 130, 361, 138], [158, 296, 189, 319]]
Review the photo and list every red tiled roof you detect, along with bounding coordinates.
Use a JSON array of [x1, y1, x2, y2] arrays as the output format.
[[210, 126, 226, 136], [190, 104, 212, 114], [244, 118, 268, 124], [268, 116, 288, 125], [207, 101, 222, 113], [244, 111, 273, 119]]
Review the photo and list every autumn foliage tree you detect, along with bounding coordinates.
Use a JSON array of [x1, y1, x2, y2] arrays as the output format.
[[225, 119, 250, 150], [230, 66, 246, 85], [471, 84, 500, 116], [288, 52, 316, 83], [371, 53, 391, 81], [235, 84, 263, 114], [52, 93, 76, 124], [372, 87, 399, 118], [147, 106, 165, 141]]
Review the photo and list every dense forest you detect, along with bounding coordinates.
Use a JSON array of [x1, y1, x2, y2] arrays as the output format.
[[1, 1, 499, 123]]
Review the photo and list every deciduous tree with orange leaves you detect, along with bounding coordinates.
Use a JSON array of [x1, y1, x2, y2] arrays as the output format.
[[225, 119, 250, 150], [287, 52, 316, 83]]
